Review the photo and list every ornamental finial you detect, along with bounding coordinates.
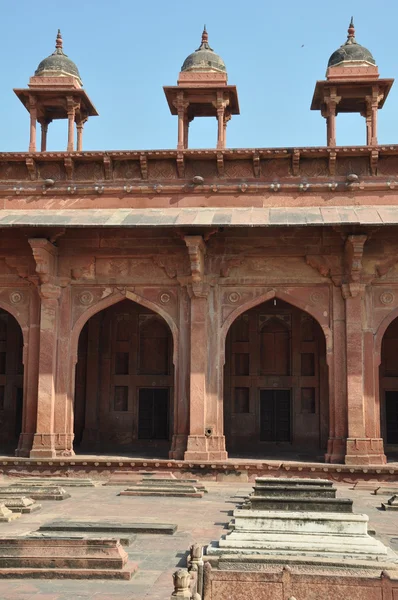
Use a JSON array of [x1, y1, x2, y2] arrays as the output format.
[[347, 17, 355, 41], [55, 29, 63, 50]]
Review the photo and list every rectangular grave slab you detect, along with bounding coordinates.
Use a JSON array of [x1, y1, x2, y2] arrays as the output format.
[[244, 495, 353, 513], [11, 478, 98, 487], [27, 532, 136, 547], [119, 479, 207, 491], [0, 496, 41, 513], [254, 477, 333, 488], [0, 487, 70, 501], [119, 486, 203, 498], [39, 521, 177, 535], [251, 484, 336, 499], [0, 537, 132, 577]]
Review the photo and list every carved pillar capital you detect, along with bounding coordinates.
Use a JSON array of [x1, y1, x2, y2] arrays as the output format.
[[184, 236, 207, 297]]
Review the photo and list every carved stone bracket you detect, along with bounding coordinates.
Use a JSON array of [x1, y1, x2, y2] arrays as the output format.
[[64, 157, 73, 180], [140, 154, 148, 179], [343, 234, 367, 297], [292, 149, 300, 176], [328, 150, 337, 176], [103, 156, 112, 180], [216, 152, 224, 176], [28, 239, 58, 291], [176, 152, 185, 178], [370, 149, 379, 176], [26, 157, 36, 181], [184, 235, 208, 297], [253, 153, 260, 178]]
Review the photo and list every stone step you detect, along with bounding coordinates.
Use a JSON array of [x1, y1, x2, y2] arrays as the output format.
[[27, 532, 136, 547], [208, 532, 389, 559], [10, 478, 98, 487], [232, 509, 370, 536], [0, 487, 70, 501], [0, 538, 130, 572], [39, 520, 177, 535], [254, 477, 333, 488], [0, 496, 41, 513], [0, 566, 135, 580], [245, 496, 353, 513], [251, 485, 336, 499], [119, 487, 203, 498], [118, 479, 207, 491]]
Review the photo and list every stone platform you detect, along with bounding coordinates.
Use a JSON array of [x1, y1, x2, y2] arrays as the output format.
[[0, 537, 134, 579], [0, 486, 70, 501]]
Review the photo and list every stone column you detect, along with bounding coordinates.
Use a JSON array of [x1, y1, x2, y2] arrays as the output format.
[[343, 235, 386, 465], [169, 288, 190, 459], [38, 119, 50, 152], [28, 239, 60, 458], [28, 96, 37, 153], [174, 92, 188, 151], [15, 289, 40, 457], [76, 118, 86, 152], [325, 286, 347, 463], [66, 97, 76, 152], [366, 87, 381, 146], [183, 236, 227, 461], [216, 107, 225, 149], [322, 89, 341, 147]]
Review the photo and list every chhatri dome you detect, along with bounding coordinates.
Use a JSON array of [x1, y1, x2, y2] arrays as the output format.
[[34, 29, 82, 85], [327, 18, 376, 68], [181, 26, 226, 73]]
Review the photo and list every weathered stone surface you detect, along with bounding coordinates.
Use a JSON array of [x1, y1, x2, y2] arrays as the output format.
[[244, 495, 353, 513], [0, 496, 41, 513], [0, 503, 21, 522], [10, 478, 98, 487], [251, 485, 336, 499], [39, 521, 177, 535], [0, 537, 134, 579], [119, 486, 203, 498], [0, 486, 71, 501]]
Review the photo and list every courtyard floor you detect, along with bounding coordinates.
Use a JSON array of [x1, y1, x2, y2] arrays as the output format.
[[0, 477, 396, 599]]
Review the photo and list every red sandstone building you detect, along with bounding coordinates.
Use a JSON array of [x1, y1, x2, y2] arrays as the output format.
[[0, 22, 397, 466]]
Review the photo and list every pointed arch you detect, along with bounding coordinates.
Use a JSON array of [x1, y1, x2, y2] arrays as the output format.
[[220, 289, 331, 365], [70, 290, 178, 367]]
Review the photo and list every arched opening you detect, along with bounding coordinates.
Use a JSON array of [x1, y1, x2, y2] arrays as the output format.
[[224, 299, 328, 459], [74, 299, 174, 457], [380, 316, 398, 455], [0, 308, 24, 453]]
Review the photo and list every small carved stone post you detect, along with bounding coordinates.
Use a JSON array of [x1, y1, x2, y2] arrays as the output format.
[[171, 569, 192, 599], [189, 543, 204, 597]]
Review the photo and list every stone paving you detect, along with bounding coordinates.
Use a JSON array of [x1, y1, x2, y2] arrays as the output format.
[[0, 477, 396, 599]]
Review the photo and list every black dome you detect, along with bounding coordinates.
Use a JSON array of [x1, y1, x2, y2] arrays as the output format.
[[181, 27, 226, 73], [35, 30, 82, 83], [328, 19, 376, 68]]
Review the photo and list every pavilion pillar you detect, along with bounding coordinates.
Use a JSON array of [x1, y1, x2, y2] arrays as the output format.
[[39, 118, 50, 152], [28, 239, 61, 458], [322, 89, 340, 147], [66, 97, 76, 152], [343, 235, 386, 465], [76, 117, 87, 152], [183, 236, 227, 461], [366, 87, 381, 146], [28, 96, 37, 153]]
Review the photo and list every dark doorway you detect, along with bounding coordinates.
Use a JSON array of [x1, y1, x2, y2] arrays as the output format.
[[0, 309, 24, 453], [385, 391, 398, 444], [260, 389, 291, 442], [138, 389, 169, 440]]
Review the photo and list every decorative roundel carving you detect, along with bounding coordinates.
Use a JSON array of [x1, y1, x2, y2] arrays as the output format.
[[159, 292, 171, 305], [380, 291, 395, 305], [78, 291, 94, 306], [9, 291, 23, 304], [310, 291, 324, 304], [228, 291, 241, 304]]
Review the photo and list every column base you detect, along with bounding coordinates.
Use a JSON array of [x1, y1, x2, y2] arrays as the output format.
[[344, 438, 386, 465], [169, 434, 188, 460], [184, 435, 228, 462], [28, 433, 75, 459], [325, 437, 346, 464]]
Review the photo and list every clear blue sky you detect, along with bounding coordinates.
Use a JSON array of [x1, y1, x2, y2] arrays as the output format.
[[2, 0, 398, 151]]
